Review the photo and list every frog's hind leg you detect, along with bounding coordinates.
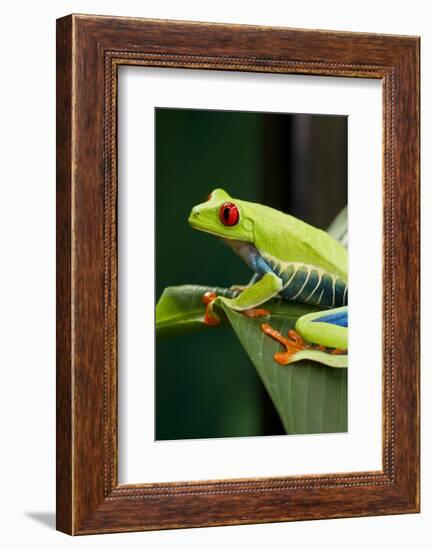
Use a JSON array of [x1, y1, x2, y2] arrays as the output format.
[[295, 306, 348, 350], [261, 306, 348, 366]]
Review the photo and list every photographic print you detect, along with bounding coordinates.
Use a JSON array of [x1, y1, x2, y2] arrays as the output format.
[[155, 107, 348, 440], [57, 15, 419, 533]]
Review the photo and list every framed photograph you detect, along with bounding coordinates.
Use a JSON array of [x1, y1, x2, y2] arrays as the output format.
[[56, 14, 420, 534]]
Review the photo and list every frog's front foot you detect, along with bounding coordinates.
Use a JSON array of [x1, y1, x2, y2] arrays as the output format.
[[202, 291, 221, 326], [202, 291, 270, 326], [261, 324, 310, 365]]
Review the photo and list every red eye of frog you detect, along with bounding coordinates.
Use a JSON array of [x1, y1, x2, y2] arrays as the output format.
[[219, 202, 239, 226]]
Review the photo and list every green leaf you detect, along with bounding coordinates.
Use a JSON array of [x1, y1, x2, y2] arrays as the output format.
[[156, 285, 347, 434], [219, 302, 347, 434]]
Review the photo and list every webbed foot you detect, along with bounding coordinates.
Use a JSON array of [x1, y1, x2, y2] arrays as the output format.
[[261, 325, 310, 365], [202, 291, 220, 326], [260, 324, 347, 366], [202, 291, 270, 326]]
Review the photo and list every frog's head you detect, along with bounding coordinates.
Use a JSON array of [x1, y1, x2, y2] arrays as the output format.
[[188, 188, 254, 242]]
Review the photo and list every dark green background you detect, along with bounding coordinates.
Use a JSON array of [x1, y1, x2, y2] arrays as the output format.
[[155, 108, 347, 440]]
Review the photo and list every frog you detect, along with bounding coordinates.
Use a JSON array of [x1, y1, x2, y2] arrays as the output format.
[[188, 188, 348, 368]]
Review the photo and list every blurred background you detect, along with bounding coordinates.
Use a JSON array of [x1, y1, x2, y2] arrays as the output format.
[[155, 107, 347, 440]]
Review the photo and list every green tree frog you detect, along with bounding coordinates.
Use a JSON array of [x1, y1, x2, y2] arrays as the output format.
[[188, 188, 348, 368]]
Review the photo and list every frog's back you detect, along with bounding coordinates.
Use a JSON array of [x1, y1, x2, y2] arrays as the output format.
[[245, 202, 347, 281], [239, 201, 348, 308]]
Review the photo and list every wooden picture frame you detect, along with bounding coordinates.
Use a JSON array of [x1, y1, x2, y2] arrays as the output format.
[[56, 14, 420, 535]]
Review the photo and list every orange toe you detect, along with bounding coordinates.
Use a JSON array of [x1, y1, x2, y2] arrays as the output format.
[[242, 308, 270, 318], [202, 291, 220, 326], [261, 324, 309, 365]]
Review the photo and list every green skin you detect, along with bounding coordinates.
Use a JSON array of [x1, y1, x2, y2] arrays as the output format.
[[188, 188, 348, 365]]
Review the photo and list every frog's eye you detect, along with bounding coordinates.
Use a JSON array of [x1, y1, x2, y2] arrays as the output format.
[[219, 202, 239, 226], [207, 193, 212, 201]]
